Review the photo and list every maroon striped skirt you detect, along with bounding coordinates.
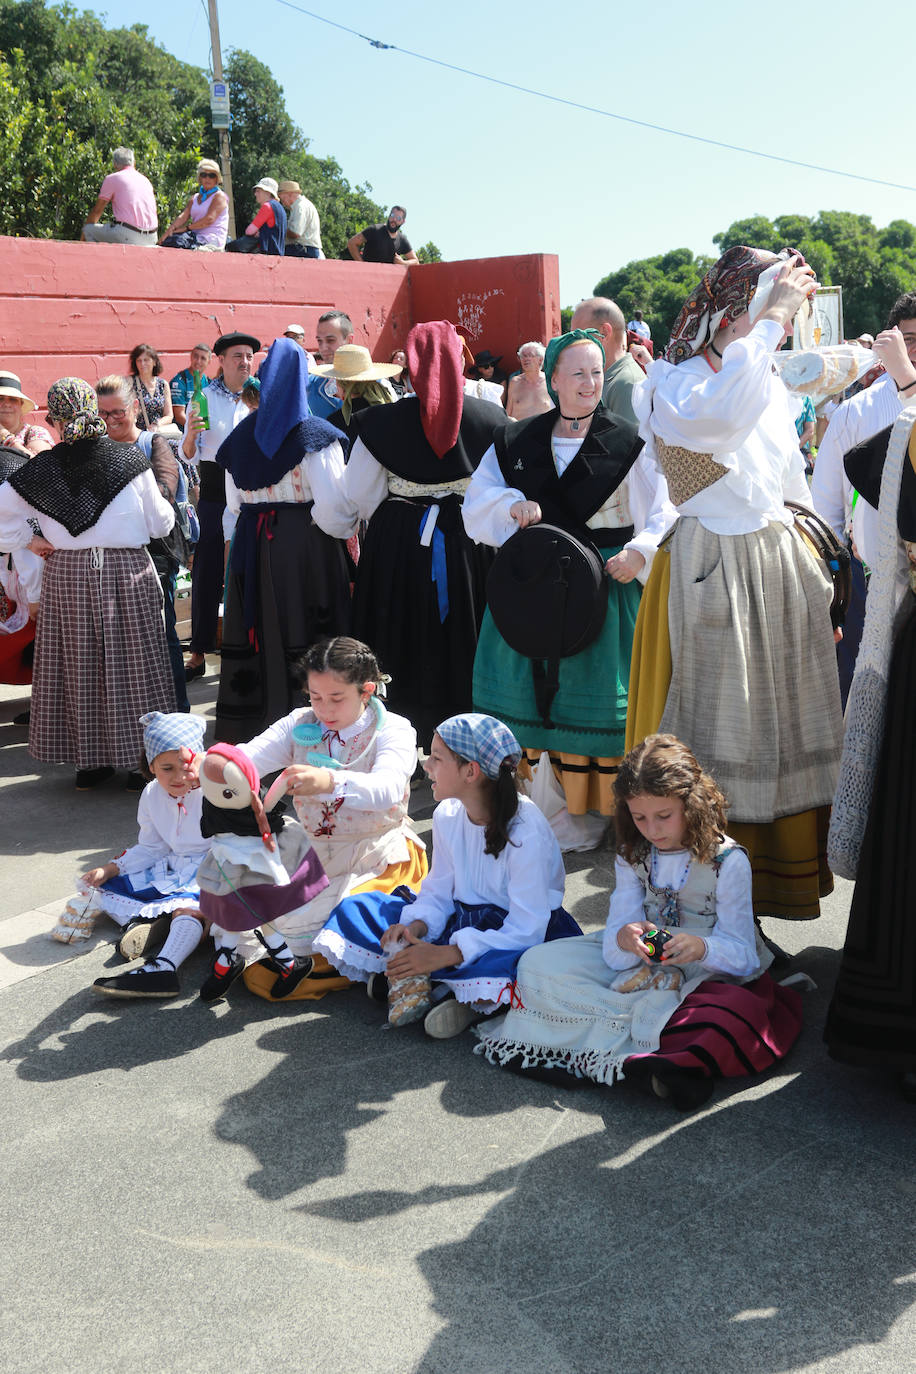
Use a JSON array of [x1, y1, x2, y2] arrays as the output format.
[[30, 546, 175, 769], [625, 974, 802, 1079]]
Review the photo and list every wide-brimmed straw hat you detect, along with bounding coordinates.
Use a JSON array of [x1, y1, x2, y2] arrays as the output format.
[[312, 344, 402, 382], [0, 371, 36, 413]]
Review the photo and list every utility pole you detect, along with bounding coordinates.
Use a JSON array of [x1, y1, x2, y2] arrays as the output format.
[[207, 0, 236, 238]]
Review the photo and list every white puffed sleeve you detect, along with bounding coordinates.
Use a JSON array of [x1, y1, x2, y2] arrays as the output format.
[[461, 443, 525, 548]]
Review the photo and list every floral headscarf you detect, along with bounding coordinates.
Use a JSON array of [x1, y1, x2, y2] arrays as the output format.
[[543, 329, 605, 406], [45, 377, 108, 444]]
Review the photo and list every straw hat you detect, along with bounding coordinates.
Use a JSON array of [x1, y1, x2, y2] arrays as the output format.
[[312, 344, 402, 382], [278, 180, 301, 195], [0, 371, 37, 413]]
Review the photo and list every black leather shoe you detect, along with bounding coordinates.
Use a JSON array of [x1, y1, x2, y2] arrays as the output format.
[[184, 660, 206, 682], [75, 766, 115, 790]]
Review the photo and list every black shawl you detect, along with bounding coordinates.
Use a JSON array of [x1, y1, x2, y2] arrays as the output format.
[[7, 436, 150, 536]]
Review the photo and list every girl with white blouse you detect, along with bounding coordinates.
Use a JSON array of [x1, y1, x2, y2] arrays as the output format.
[[314, 712, 581, 1038]]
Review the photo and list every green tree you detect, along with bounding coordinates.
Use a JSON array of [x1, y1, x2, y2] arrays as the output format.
[[592, 246, 715, 346], [0, 0, 440, 258]]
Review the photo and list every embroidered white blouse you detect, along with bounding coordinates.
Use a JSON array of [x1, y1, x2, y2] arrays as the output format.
[[223, 439, 353, 541], [460, 439, 676, 584], [409, 795, 566, 965], [633, 318, 811, 534], [601, 847, 758, 977]]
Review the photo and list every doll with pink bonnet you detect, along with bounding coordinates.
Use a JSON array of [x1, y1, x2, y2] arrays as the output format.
[[194, 742, 328, 1001]]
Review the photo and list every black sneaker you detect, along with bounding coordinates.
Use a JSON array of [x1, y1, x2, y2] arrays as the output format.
[[93, 964, 180, 999], [199, 949, 245, 1002], [124, 771, 147, 793], [267, 954, 314, 1000], [75, 766, 115, 790], [366, 972, 389, 1003]]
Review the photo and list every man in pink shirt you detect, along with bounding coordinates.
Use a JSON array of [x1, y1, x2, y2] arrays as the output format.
[[82, 147, 158, 247]]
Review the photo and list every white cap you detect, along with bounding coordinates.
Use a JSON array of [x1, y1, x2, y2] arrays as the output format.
[[253, 176, 279, 196], [284, 323, 305, 337]]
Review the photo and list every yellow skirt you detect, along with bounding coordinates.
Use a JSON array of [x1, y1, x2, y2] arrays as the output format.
[[523, 747, 620, 817], [242, 840, 429, 1001], [624, 544, 832, 920]]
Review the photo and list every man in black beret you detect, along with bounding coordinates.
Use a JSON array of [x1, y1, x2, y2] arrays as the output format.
[[181, 331, 261, 681]]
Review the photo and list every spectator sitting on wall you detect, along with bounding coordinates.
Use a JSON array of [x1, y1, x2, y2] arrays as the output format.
[[347, 206, 418, 265], [307, 311, 354, 419], [82, 147, 158, 247], [225, 177, 287, 255], [170, 343, 213, 430], [278, 181, 322, 259], [159, 159, 229, 252]]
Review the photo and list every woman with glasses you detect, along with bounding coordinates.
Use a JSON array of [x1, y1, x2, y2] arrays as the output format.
[[159, 159, 229, 252]]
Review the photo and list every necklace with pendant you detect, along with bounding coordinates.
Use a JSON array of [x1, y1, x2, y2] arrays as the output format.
[[558, 403, 599, 433], [650, 847, 692, 927]]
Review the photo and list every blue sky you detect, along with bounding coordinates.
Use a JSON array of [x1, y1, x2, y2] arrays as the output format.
[[100, 0, 914, 306]]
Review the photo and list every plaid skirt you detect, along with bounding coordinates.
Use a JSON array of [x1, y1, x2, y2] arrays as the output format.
[[30, 547, 175, 769], [661, 518, 843, 823]]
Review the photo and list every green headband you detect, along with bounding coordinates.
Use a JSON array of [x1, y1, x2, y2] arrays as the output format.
[[543, 329, 606, 406]]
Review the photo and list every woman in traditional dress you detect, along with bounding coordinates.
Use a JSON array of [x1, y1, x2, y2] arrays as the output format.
[[464, 329, 675, 816], [213, 337, 353, 743], [0, 378, 176, 788], [824, 329, 916, 1099], [627, 248, 843, 921], [329, 320, 508, 749]]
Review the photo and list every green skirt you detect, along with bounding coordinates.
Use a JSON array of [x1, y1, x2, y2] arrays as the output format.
[[472, 567, 642, 759]]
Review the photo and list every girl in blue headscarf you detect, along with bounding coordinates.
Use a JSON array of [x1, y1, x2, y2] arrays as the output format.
[[213, 337, 354, 742]]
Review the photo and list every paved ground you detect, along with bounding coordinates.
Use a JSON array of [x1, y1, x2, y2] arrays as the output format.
[[1, 672, 914, 1374]]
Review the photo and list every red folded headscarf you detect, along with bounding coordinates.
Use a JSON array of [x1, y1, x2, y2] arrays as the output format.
[[406, 321, 465, 458]]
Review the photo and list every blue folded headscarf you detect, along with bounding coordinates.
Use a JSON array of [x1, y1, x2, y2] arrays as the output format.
[[216, 336, 344, 490]]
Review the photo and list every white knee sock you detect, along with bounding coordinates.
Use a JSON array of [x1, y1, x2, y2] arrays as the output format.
[[143, 913, 204, 973], [258, 925, 295, 968]]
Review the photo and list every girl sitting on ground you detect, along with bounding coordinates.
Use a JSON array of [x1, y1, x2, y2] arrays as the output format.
[[474, 733, 803, 1108], [83, 712, 210, 998], [233, 636, 428, 1001], [313, 713, 581, 1039]]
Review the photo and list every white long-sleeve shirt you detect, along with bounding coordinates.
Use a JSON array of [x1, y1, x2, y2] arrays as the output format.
[[0, 469, 174, 602], [633, 318, 811, 534], [810, 372, 902, 570], [409, 795, 566, 966], [223, 440, 353, 541], [601, 848, 759, 978], [240, 704, 417, 813], [461, 441, 676, 585], [114, 783, 208, 878]]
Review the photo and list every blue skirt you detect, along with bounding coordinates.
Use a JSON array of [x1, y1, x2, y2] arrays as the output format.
[[312, 887, 582, 1006], [92, 873, 201, 925]]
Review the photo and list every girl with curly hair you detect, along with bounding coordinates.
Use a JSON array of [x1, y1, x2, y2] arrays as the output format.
[[475, 734, 803, 1109]]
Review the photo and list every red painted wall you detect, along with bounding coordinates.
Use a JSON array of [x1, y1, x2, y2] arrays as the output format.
[[409, 254, 562, 371], [0, 238, 559, 419]]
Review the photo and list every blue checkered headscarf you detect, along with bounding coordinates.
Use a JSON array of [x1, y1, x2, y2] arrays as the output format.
[[140, 712, 206, 763], [436, 713, 521, 779]]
